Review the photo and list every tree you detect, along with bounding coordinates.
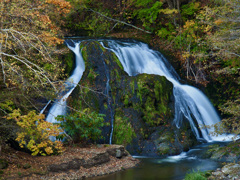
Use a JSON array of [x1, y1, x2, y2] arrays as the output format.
[[0, 0, 71, 149], [0, 0, 71, 111]]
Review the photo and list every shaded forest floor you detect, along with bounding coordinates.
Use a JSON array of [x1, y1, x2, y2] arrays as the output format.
[[0, 144, 139, 179]]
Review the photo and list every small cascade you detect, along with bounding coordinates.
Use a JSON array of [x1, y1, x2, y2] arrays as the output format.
[[101, 58, 114, 144], [100, 40, 235, 142], [43, 41, 85, 123]]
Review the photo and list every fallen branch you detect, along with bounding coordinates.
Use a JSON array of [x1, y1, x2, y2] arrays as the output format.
[[87, 8, 152, 34]]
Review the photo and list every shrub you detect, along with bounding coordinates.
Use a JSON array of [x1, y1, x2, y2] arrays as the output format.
[[8, 109, 64, 156], [56, 108, 107, 143]]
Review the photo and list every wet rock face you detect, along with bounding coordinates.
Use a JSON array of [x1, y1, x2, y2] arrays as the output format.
[[69, 40, 197, 156]]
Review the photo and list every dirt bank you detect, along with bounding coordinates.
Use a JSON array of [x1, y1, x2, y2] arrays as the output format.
[[0, 144, 139, 179]]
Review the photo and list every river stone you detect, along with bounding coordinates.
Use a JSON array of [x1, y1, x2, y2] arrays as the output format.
[[106, 145, 128, 158], [221, 163, 240, 176], [116, 149, 122, 158], [210, 171, 227, 180], [0, 159, 8, 169], [83, 152, 110, 168], [48, 158, 85, 172]]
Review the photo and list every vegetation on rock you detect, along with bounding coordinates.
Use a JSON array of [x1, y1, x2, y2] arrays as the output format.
[[56, 109, 107, 143]]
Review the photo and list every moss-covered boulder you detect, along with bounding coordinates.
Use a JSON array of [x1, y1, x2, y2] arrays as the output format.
[[68, 40, 197, 156], [203, 140, 240, 162]]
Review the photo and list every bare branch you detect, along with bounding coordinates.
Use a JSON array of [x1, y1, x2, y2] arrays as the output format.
[[87, 8, 152, 34], [1, 52, 57, 91], [214, 46, 240, 57]]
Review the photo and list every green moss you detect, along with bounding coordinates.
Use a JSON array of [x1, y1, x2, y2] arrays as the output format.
[[64, 52, 75, 75], [104, 102, 108, 110], [104, 58, 110, 65], [113, 109, 136, 146], [114, 69, 120, 79], [130, 81, 135, 93], [124, 95, 129, 106], [87, 68, 98, 82], [132, 75, 172, 126], [81, 46, 88, 61], [157, 142, 171, 154], [112, 53, 124, 70], [68, 81, 100, 113]]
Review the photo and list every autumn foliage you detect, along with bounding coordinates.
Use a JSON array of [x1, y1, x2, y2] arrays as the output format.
[[0, 0, 72, 108], [8, 109, 64, 156], [0, 0, 71, 151]]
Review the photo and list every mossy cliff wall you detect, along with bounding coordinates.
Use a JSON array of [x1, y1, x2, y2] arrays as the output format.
[[68, 40, 197, 156]]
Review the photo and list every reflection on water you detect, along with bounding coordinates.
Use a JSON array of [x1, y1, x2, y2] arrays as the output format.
[[89, 152, 220, 180]]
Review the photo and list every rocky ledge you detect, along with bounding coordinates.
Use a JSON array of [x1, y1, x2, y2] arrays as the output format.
[[0, 144, 139, 180], [209, 163, 240, 180]]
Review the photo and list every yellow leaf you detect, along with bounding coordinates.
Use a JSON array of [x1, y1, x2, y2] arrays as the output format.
[[214, 19, 224, 25], [160, 8, 178, 15]]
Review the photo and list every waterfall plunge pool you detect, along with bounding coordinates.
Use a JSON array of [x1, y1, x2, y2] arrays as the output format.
[[89, 143, 222, 180]]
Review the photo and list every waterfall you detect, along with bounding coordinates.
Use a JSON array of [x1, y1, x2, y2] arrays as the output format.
[[100, 40, 236, 142], [42, 39, 236, 143], [43, 40, 85, 123], [101, 58, 114, 144]]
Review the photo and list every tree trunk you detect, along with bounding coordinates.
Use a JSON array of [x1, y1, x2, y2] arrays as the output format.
[[166, 0, 174, 9]]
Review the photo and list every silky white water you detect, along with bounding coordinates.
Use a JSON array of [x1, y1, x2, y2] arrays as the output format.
[[101, 40, 236, 142], [101, 57, 114, 144], [44, 41, 85, 123], [42, 39, 236, 142]]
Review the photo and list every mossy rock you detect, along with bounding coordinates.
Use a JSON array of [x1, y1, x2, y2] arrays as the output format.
[[154, 131, 174, 144], [66, 40, 197, 155], [157, 142, 171, 155]]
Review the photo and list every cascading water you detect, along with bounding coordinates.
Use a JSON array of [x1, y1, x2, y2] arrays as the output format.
[[42, 39, 236, 143], [43, 40, 85, 123], [101, 58, 114, 144], [100, 40, 235, 142]]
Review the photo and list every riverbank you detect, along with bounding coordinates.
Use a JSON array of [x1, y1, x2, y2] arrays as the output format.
[[0, 144, 139, 179]]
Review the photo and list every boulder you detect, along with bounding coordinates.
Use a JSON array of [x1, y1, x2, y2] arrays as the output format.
[[221, 163, 240, 176], [69, 40, 197, 156]]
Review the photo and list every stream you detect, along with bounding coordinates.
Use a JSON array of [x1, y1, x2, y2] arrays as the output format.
[[89, 143, 222, 180]]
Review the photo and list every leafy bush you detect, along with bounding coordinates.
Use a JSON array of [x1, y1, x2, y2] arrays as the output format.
[[132, 0, 163, 31], [181, 2, 200, 20], [8, 109, 64, 156], [56, 108, 107, 143]]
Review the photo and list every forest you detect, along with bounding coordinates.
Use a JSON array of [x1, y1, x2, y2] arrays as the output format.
[[0, 0, 239, 179]]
